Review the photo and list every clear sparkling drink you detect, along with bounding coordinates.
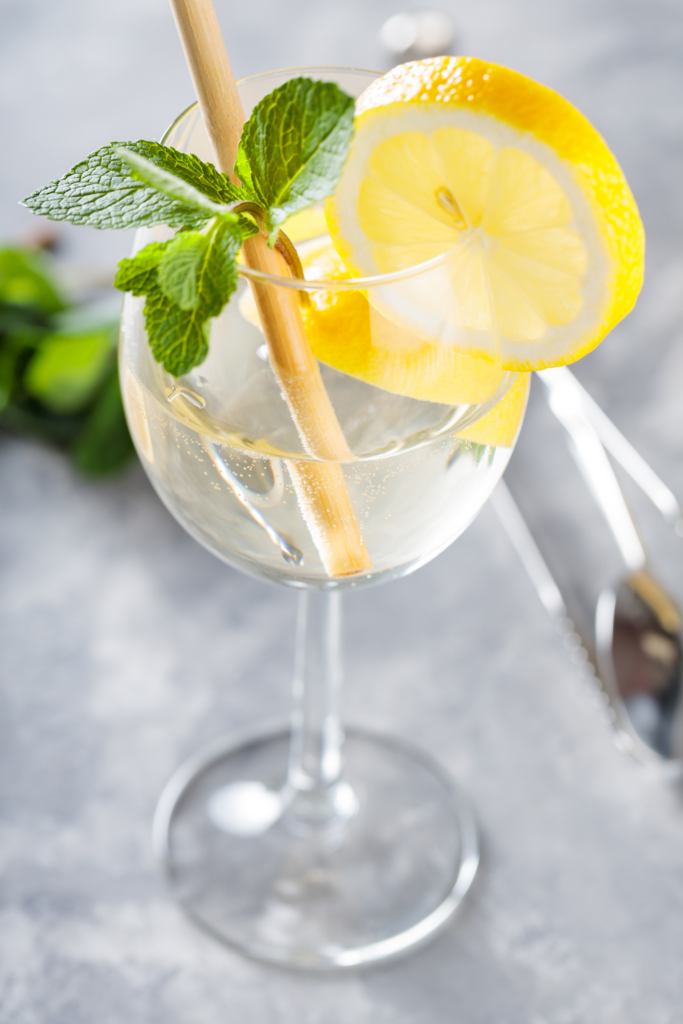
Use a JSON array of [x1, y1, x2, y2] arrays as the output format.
[[121, 274, 520, 589]]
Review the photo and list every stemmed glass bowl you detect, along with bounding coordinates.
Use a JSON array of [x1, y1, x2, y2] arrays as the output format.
[[119, 66, 525, 968]]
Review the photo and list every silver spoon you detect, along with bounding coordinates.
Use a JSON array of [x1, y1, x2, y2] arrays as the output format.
[[596, 581, 683, 763], [541, 373, 683, 765]]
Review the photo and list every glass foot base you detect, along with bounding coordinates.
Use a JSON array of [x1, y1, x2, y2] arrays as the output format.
[[153, 726, 479, 969]]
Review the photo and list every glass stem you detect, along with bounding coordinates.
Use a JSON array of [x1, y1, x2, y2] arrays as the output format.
[[287, 590, 350, 827]]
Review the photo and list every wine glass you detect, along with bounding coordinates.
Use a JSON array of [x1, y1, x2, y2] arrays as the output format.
[[119, 66, 525, 968]]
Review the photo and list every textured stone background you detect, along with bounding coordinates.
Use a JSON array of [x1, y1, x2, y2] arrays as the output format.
[[2, 1, 683, 1021]]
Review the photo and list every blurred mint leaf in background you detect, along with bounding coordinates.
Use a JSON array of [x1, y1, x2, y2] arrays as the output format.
[[73, 367, 134, 475], [24, 329, 115, 414], [0, 247, 66, 313], [235, 77, 354, 240], [0, 244, 134, 475]]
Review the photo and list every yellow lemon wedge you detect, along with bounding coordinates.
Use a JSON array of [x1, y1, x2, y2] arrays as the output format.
[[299, 248, 510, 406], [239, 243, 529, 446], [325, 57, 644, 371], [299, 249, 530, 445]]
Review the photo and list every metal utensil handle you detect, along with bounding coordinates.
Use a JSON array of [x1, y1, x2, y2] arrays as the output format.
[[541, 374, 647, 573], [491, 481, 604, 701], [490, 481, 567, 620], [538, 367, 682, 525]]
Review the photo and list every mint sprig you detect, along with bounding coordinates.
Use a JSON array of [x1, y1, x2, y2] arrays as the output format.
[[116, 147, 238, 220], [22, 141, 239, 231], [235, 78, 354, 241], [114, 219, 241, 376], [22, 77, 355, 377]]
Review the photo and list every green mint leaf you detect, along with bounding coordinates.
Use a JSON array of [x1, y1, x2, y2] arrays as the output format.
[[142, 279, 209, 376], [233, 147, 256, 199], [73, 366, 135, 475], [21, 141, 251, 231], [236, 77, 354, 239], [119, 219, 241, 376], [114, 241, 171, 295], [157, 232, 210, 310], [24, 328, 115, 414], [127, 143, 247, 205], [0, 247, 66, 313], [116, 148, 237, 220], [193, 219, 242, 321], [0, 347, 20, 414], [234, 213, 260, 240], [147, 219, 241, 374]]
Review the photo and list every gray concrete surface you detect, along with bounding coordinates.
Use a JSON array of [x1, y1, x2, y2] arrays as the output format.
[[2, 0, 683, 1021]]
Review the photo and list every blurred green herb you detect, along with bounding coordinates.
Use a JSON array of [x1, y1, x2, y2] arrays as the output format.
[[0, 245, 135, 475]]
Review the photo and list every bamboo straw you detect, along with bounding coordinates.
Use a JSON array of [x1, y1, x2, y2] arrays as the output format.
[[168, 0, 371, 575]]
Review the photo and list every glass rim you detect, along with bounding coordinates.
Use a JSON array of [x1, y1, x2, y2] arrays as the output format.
[[160, 65, 465, 294]]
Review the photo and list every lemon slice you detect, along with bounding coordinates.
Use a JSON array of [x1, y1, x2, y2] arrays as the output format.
[[325, 57, 644, 370]]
